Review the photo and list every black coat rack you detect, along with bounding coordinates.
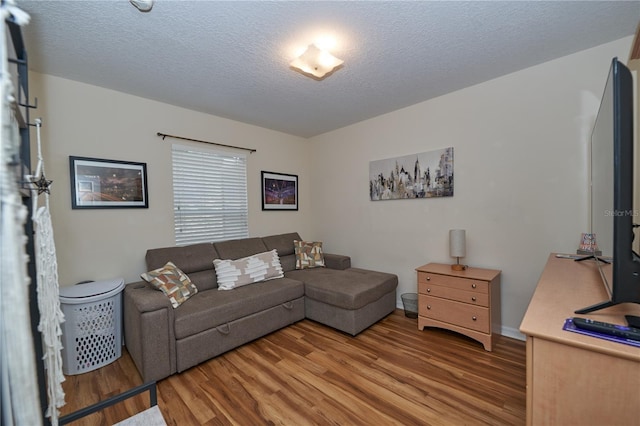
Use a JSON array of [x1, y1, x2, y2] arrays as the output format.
[[6, 17, 50, 425]]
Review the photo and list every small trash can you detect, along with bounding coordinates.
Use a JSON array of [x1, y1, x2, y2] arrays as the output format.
[[401, 293, 419, 318], [59, 278, 125, 375]]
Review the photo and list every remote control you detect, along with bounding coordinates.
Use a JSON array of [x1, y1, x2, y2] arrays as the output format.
[[572, 317, 640, 341], [555, 254, 581, 259]]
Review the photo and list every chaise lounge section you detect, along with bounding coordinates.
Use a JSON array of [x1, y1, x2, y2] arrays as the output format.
[[124, 232, 398, 382]]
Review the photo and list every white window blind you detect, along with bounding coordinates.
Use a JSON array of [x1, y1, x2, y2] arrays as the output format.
[[172, 144, 248, 245]]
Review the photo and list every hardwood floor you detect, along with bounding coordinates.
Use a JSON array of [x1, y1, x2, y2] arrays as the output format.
[[59, 310, 526, 425]]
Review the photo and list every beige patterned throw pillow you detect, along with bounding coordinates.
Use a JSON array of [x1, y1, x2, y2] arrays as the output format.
[[141, 261, 198, 308], [214, 249, 284, 290], [294, 240, 325, 269]]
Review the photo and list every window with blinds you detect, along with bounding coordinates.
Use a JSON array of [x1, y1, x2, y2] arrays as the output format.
[[172, 144, 248, 245]]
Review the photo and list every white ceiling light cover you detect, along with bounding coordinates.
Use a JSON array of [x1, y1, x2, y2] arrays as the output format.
[[290, 44, 344, 81]]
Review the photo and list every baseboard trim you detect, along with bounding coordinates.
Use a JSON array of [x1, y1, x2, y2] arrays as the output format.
[[500, 325, 526, 341]]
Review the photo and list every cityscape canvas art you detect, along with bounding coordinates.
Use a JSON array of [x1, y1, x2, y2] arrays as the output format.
[[369, 147, 454, 201]]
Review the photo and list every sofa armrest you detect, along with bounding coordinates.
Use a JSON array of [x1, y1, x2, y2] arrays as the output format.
[[324, 253, 351, 270], [123, 281, 176, 382], [125, 281, 173, 312]]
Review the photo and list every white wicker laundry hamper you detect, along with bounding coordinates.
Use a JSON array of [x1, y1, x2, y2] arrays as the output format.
[[59, 278, 125, 375]]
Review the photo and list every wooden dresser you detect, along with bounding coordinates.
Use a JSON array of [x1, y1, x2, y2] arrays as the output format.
[[520, 254, 640, 425], [416, 263, 501, 351]]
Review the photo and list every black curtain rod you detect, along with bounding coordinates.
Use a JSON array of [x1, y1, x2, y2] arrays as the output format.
[[157, 132, 257, 154]]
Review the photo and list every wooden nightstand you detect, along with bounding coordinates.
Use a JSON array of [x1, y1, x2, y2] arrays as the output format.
[[416, 263, 501, 351]]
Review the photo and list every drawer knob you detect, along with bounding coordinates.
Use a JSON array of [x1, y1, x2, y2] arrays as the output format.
[[471, 296, 477, 302], [472, 316, 477, 321], [426, 276, 431, 281], [427, 305, 431, 310], [471, 284, 477, 289], [426, 288, 431, 293]]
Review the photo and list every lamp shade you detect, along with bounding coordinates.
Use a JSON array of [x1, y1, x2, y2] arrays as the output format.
[[449, 229, 466, 258]]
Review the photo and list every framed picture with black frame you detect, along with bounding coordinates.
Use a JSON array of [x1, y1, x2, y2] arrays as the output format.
[[261, 171, 298, 211], [69, 156, 149, 209]]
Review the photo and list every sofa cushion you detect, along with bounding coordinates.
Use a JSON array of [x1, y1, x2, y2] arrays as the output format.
[[141, 262, 198, 308], [262, 232, 301, 256], [262, 233, 302, 272], [286, 267, 398, 310], [278, 254, 297, 273], [146, 243, 220, 291], [214, 237, 268, 261], [294, 240, 325, 269], [173, 277, 304, 339], [213, 250, 284, 290], [185, 270, 218, 291]]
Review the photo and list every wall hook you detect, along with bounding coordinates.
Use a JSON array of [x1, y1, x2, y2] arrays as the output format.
[[19, 96, 37, 109]]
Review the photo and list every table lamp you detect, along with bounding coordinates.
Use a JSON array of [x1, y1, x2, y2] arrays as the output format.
[[449, 229, 467, 271]]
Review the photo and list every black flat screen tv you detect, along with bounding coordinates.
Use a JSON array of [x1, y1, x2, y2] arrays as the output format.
[[575, 57, 640, 314]]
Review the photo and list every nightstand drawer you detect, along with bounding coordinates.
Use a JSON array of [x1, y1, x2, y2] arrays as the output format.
[[417, 272, 488, 294], [419, 295, 489, 333], [418, 282, 489, 306]]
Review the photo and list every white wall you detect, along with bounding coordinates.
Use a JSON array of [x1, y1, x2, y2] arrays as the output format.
[[308, 37, 634, 339], [29, 73, 313, 286]]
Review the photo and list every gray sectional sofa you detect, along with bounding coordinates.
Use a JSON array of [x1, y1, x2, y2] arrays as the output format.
[[123, 232, 398, 382]]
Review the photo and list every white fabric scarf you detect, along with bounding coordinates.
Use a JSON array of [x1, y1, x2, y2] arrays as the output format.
[[1, 2, 42, 425], [31, 118, 66, 425]]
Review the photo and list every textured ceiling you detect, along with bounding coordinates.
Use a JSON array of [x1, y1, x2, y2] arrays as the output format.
[[17, 1, 640, 138]]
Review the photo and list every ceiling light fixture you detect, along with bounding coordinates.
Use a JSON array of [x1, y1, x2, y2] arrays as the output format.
[[290, 44, 344, 81], [130, 0, 154, 12]]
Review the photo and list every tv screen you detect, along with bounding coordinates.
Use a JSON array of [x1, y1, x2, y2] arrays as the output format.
[[590, 67, 615, 262], [577, 57, 639, 314]]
